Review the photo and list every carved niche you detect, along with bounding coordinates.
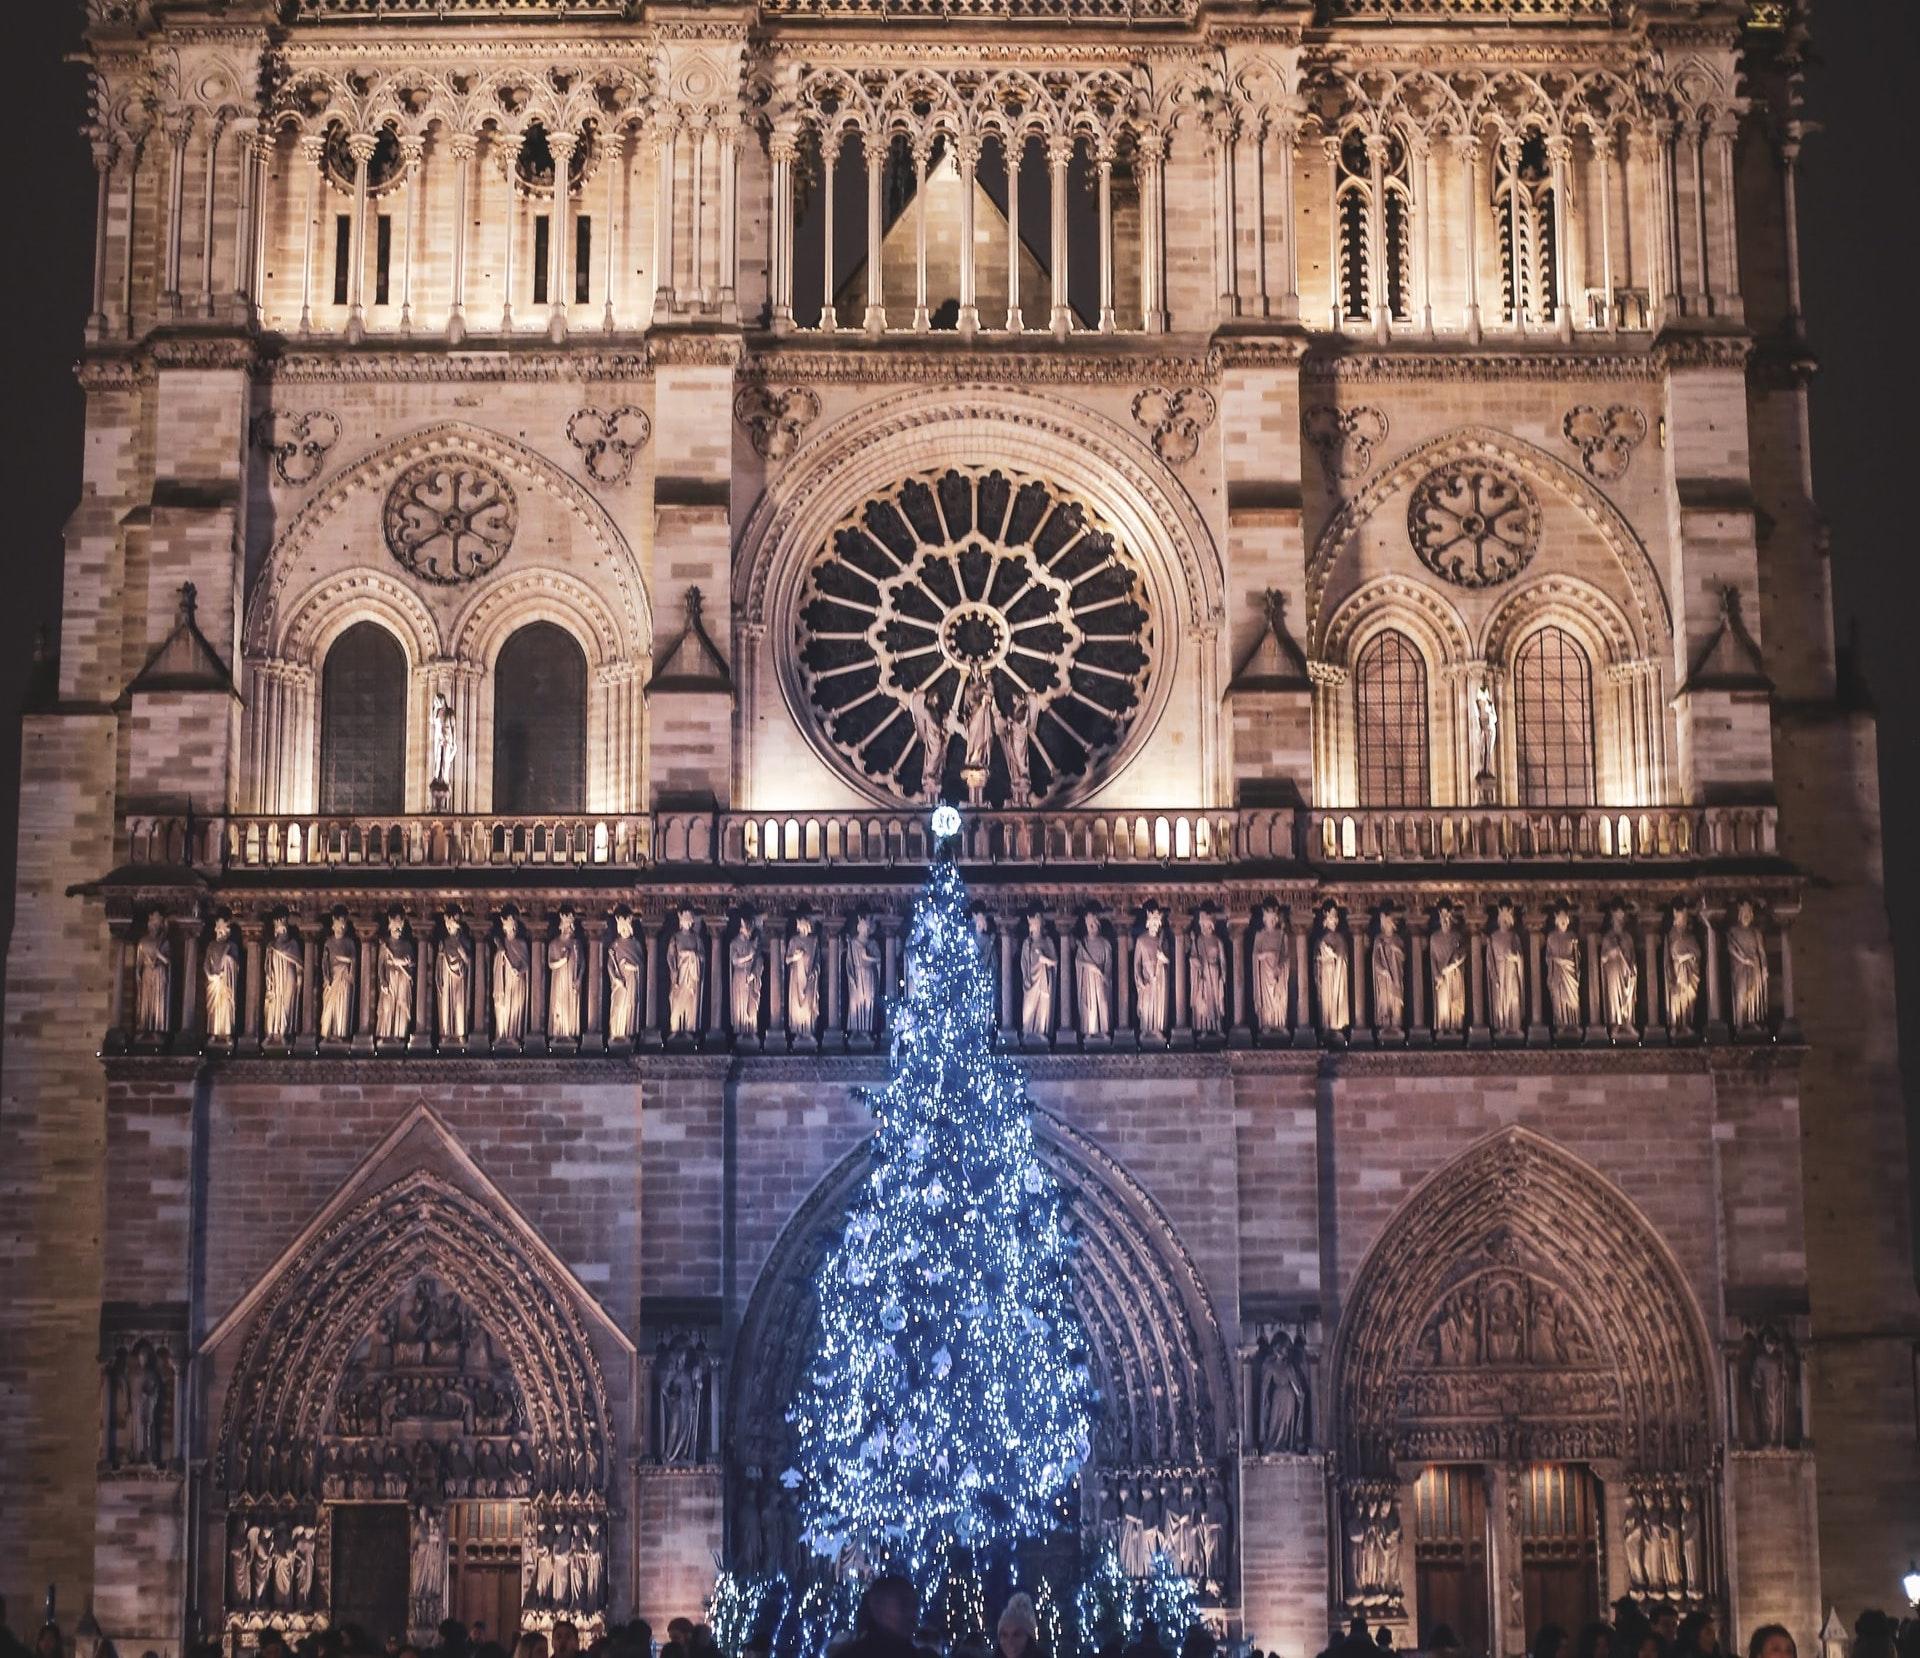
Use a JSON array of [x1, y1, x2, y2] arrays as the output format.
[[383, 456, 519, 584], [253, 410, 342, 488], [1735, 1320, 1803, 1450], [1407, 461, 1541, 589], [1339, 1476, 1406, 1620], [1131, 387, 1218, 467], [1305, 406, 1390, 483], [102, 1327, 182, 1473], [795, 465, 1154, 808], [652, 1328, 715, 1466]]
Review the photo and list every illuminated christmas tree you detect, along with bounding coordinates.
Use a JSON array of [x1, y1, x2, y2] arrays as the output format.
[[783, 848, 1096, 1587]]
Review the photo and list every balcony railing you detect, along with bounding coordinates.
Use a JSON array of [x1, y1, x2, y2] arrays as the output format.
[[119, 803, 1778, 878]]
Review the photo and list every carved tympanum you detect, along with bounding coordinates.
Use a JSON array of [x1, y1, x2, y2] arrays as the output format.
[[383, 457, 519, 584], [1407, 461, 1541, 589], [797, 466, 1152, 808]]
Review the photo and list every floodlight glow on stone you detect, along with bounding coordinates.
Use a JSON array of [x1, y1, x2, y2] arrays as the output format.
[[930, 803, 962, 839]]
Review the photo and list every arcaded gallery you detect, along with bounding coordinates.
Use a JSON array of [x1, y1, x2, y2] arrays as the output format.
[[3, 4, 1915, 1658]]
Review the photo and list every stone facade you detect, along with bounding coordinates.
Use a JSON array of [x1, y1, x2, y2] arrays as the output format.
[[2, 2, 1914, 1656]]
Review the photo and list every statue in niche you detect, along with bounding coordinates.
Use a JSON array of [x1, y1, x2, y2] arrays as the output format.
[[1254, 1325, 1309, 1454], [1430, 901, 1467, 1036], [1484, 1280, 1524, 1363], [1656, 1486, 1682, 1594], [1189, 904, 1226, 1037], [436, 907, 472, 1042], [493, 908, 530, 1042], [115, 1339, 166, 1466], [1622, 1488, 1650, 1592], [204, 911, 240, 1041], [1372, 908, 1406, 1033], [373, 909, 415, 1034], [1600, 903, 1639, 1036], [667, 907, 704, 1038], [320, 909, 356, 1042], [729, 915, 764, 1037], [548, 907, 584, 1042], [1488, 903, 1526, 1036], [656, 1331, 710, 1464], [605, 906, 643, 1043], [1728, 898, 1770, 1033], [264, 911, 302, 1043], [958, 666, 995, 803], [1253, 899, 1291, 1035], [1746, 1322, 1796, 1448], [1074, 909, 1113, 1039], [292, 1524, 316, 1608], [1201, 1475, 1231, 1596], [1665, 897, 1702, 1032], [1117, 1479, 1145, 1577], [997, 688, 1040, 808], [1134, 903, 1169, 1042], [970, 904, 995, 982], [1018, 910, 1055, 1041], [429, 691, 458, 802], [846, 913, 882, 1039], [1679, 1488, 1704, 1595], [1139, 1480, 1165, 1567], [909, 680, 954, 804], [409, 1506, 448, 1631], [786, 911, 822, 1036], [135, 910, 172, 1037], [1544, 906, 1582, 1033], [1315, 901, 1350, 1036]]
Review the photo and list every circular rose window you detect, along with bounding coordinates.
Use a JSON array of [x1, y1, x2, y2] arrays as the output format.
[[796, 467, 1153, 808]]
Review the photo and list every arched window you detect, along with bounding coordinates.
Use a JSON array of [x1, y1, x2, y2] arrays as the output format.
[[492, 621, 586, 813], [1495, 132, 1559, 328], [1336, 129, 1413, 326], [1513, 625, 1595, 806], [320, 621, 406, 814], [1354, 629, 1430, 808]]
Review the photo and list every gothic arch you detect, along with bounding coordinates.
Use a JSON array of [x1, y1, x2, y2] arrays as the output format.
[[213, 1168, 616, 1507], [1329, 1127, 1714, 1479], [726, 1111, 1236, 1575], [1307, 425, 1671, 655]]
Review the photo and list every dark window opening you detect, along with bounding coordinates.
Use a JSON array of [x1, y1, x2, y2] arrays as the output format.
[[492, 621, 586, 814], [533, 215, 551, 306], [374, 214, 392, 306], [575, 216, 593, 304], [332, 214, 351, 307], [1355, 628, 1431, 808], [1514, 625, 1596, 807], [320, 621, 406, 815]]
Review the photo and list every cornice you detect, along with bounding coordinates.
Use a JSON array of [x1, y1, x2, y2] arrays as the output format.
[[745, 342, 1219, 385], [260, 345, 654, 384], [1301, 347, 1663, 384]]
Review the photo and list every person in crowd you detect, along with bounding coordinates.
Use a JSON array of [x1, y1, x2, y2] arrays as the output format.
[[1534, 1626, 1569, 1658], [1650, 1610, 1680, 1651], [552, 1623, 581, 1658], [397, 1645, 423, 1658], [1119, 1619, 1168, 1658], [839, 1576, 931, 1658], [1180, 1626, 1219, 1658], [1747, 1626, 1795, 1658], [471, 1628, 487, 1649], [31, 1628, 60, 1658], [1675, 1614, 1720, 1658], [997, 1597, 1043, 1658], [1573, 1622, 1614, 1658], [1426, 1628, 1461, 1657], [512, 1634, 550, 1658]]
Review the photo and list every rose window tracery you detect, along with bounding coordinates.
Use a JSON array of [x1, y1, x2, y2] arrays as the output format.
[[383, 457, 519, 585], [796, 466, 1153, 807], [1408, 461, 1541, 589]]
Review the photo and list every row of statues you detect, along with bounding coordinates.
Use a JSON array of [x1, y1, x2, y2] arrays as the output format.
[[1621, 1480, 1707, 1605], [127, 894, 1777, 1049], [1089, 1470, 1233, 1598], [228, 1518, 320, 1612], [524, 1516, 607, 1615]]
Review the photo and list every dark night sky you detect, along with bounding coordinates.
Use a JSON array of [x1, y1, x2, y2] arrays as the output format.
[[3, 7, 1916, 1239]]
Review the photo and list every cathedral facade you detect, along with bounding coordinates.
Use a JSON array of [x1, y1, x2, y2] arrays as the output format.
[[4, 1, 1915, 1655]]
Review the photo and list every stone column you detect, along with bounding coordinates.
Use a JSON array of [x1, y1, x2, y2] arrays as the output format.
[[1113, 924, 1134, 1050], [448, 133, 477, 342], [238, 919, 265, 1055], [1057, 915, 1076, 1042], [1291, 917, 1314, 1045], [547, 130, 578, 340], [1006, 132, 1025, 332], [863, 133, 887, 332], [1467, 911, 1490, 1047], [1171, 910, 1191, 1047], [1548, 134, 1574, 340], [1641, 916, 1667, 1044], [1527, 913, 1549, 1043], [1583, 910, 1607, 1045], [1140, 128, 1169, 331], [398, 134, 423, 332], [412, 916, 436, 1054], [1487, 1465, 1527, 1658], [526, 918, 549, 1057], [1095, 141, 1117, 332], [1047, 134, 1072, 334], [1462, 133, 1483, 341], [1409, 923, 1430, 1044], [997, 917, 1017, 1041], [825, 916, 847, 1051], [353, 926, 377, 1056], [161, 109, 193, 316], [499, 133, 525, 332], [1227, 913, 1251, 1047], [706, 919, 728, 1044], [1350, 923, 1372, 1045], [911, 138, 931, 331], [299, 922, 320, 1053], [717, 122, 741, 319], [654, 127, 677, 315], [87, 139, 115, 338], [767, 917, 788, 1049], [345, 131, 377, 339], [583, 916, 607, 1054], [956, 134, 980, 335], [1777, 909, 1801, 1042], [1215, 116, 1239, 321], [602, 125, 624, 330], [639, 916, 662, 1051], [298, 132, 325, 333], [470, 929, 491, 1054], [769, 128, 797, 332]]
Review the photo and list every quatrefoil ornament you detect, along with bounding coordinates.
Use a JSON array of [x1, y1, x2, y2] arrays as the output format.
[[566, 406, 653, 487]]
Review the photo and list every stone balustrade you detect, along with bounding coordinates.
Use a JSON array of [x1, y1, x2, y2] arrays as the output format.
[[1308, 805, 1778, 865]]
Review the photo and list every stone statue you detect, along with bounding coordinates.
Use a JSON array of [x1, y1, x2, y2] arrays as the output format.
[[1117, 1480, 1145, 1577], [409, 1506, 447, 1630], [910, 681, 954, 803], [1622, 1487, 1650, 1592], [204, 912, 240, 1041], [1253, 900, 1291, 1035], [1134, 904, 1169, 1042], [548, 908, 585, 1041], [1189, 906, 1226, 1037], [135, 910, 172, 1037], [1601, 903, 1639, 1036], [1372, 909, 1406, 1032], [1748, 1322, 1794, 1447], [1656, 1486, 1682, 1593], [1545, 907, 1581, 1033], [786, 912, 822, 1037], [291, 1524, 316, 1608], [1665, 898, 1702, 1032], [606, 906, 643, 1043], [1431, 902, 1467, 1036], [1488, 903, 1525, 1036], [997, 688, 1041, 808], [437, 907, 472, 1043], [263, 912, 302, 1043], [1678, 1487, 1703, 1595], [657, 1331, 709, 1464], [1471, 679, 1499, 788], [429, 690, 458, 798], [376, 913, 414, 1043], [1019, 911, 1056, 1041], [1315, 901, 1350, 1036], [122, 1340, 164, 1465], [1255, 1326, 1309, 1454], [667, 907, 704, 1038], [1728, 898, 1770, 1033], [729, 915, 764, 1037], [1201, 1476, 1230, 1595], [1074, 909, 1113, 1039], [846, 913, 882, 1039], [958, 666, 995, 802], [320, 910, 356, 1042], [493, 909, 530, 1042]]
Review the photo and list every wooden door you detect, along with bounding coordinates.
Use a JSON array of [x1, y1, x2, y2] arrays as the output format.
[[448, 1500, 525, 1644], [1413, 1466, 1490, 1657], [330, 1504, 411, 1647], [1520, 1465, 1600, 1639]]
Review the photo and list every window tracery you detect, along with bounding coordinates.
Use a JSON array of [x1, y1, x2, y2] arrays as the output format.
[[1495, 132, 1559, 329], [1354, 630, 1431, 809], [1512, 624, 1596, 807], [1335, 127, 1413, 327]]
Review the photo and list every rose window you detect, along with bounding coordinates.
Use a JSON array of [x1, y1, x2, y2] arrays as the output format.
[[796, 467, 1153, 807], [383, 457, 519, 585], [1408, 461, 1541, 589]]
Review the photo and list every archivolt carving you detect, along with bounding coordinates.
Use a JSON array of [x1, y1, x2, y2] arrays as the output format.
[[1307, 425, 1670, 655], [214, 1170, 613, 1508], [1320, 575, 1473, 671], [245, 422, 650, 663], [1480, 573, 1638, 669], [276, 569, 443, 669], [727, 1113, 1235, 1577], [1330, 1128, 1713, 1477], [450, 568, 627, 671]]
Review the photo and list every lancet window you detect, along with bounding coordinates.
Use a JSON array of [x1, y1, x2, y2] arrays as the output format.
[[320, 622, 407, 815], [1334, 127, 1413, 327], [493, 622, 587, 815], [1513, 625, 1595, 807], [1353, 629, 1431, 808], [1495, 133, 1560, 329]]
